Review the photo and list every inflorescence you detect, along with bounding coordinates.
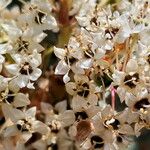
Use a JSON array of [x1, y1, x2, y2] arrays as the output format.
[[0, 0, 150, 150]]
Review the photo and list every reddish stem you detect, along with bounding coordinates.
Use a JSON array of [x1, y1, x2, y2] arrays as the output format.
[[110, 85, 117, 111], [58, 0, 69, 25]]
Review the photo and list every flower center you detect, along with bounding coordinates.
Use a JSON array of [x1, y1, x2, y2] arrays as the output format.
[[84, 48, 94, 58], [90, 17, 98, 26], [105, 27, 119, 40], [77, 83, 90, 98], [0, 90, 15, 104], [20, 62, 33, 75], [49, 120, 61, 134], [124, 73, 139, 88], [75, 111, 88, 121], [104, 118, 120, 130], [134, 98, 150, 110], [91, 135, 104, 149], [65, 56, 77, 66], [18, 38, 29, 52], [34, 11, 46, 24], [17, 119, 32, 132]]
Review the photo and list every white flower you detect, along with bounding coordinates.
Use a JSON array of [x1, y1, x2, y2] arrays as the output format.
[[40, 100, 75, 128], [113, 59, 145, 102], [17, 0, 59, 35], [0, 80, 30, 108], [66, 74, 99, 111], [2, 105, 49, 142], [54, 37, 84, 82], [5, 51, 42, 88], [75, 0, 97, 29], [125, 88, 150, 115]]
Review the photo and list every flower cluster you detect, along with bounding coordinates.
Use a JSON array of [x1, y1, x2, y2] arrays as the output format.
[[0, 0, 59, 149], [0, 0, 150, 150], [54, 0, 150, 149]]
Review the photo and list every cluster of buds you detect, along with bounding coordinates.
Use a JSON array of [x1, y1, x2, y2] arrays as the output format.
[[0, 0, 150, 150]]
